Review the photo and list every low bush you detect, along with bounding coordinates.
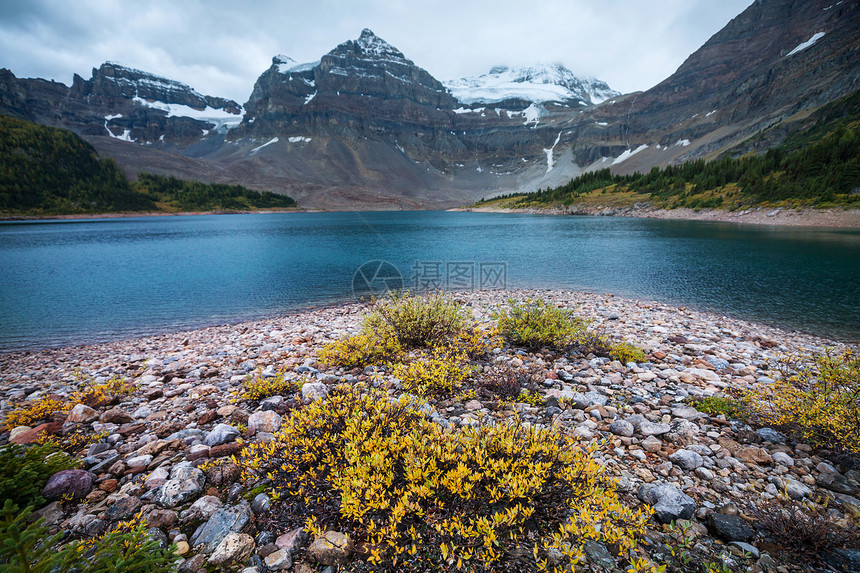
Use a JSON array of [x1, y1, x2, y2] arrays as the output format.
[[495, 299, 588, 349], [743, 349, 860, 453], [240, 370, 297, 401], [3, 396, 68, 429], [318, 328, 402, 369], [453, 324, 501, 360], [745, 496, 860, 563], [0, 443, 78, 509], [3, 374, 136, 430], [515, 389, 545, 407], [480, 365, 541, 401], [609, 341, 646, 364], [238, 387, 653, 572], [0, 502, 178, 572], [391, 348, 473, 397], [687, 396, 746, 419], [372, 292, 468, 349]]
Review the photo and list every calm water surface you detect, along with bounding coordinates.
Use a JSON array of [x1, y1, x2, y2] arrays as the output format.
[[1, 211, 858, 352]]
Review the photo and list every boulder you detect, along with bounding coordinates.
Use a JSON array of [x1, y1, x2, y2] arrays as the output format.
[[638, 483, 696, 523], [208, 532, 255, 567], [707, 513, 755, 542], [307, 530, 353, 565], [190, 502, 252, 553], [42, 470, 93, 500]]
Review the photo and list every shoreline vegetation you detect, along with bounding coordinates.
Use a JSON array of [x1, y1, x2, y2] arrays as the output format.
[[452, 204, 860, 228], [2, 289, 859, 571], [466, 90, 860, 229], [0, 115, 297, 218]]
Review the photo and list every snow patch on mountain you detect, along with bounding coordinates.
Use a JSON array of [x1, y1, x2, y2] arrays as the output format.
[[274, 55, 319, 74], [612, 144, 648, 165], [786, 32, 826, 57], [544, 131, 562, 174], [133, 97, 244, 131], [444, 64, 619, 106], [251, 137, 279, 153]]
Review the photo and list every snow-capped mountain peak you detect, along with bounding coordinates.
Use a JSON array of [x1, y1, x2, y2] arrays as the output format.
[[327, 29, 410, 64], [444, 63, 619, 106], [273, 54, 318, 74]]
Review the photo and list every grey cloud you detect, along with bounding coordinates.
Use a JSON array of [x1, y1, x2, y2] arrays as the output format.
[[0, 0, 753, 103]]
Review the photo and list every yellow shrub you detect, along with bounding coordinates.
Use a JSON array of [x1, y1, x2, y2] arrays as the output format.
[[238, 387, 652, 572], [318, 329, 402, 369], [3, 396, 69, 429], [241, 370, 297, 401], [372, 291, 468, 349], [610, 341, 647, 365], [452, 324, 502, 360], [392, 348, 473, 397], [743, 349, 860, 453], [495, 298, 589, 349]]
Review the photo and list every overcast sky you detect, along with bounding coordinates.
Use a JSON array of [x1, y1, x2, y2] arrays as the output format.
[[0, 0, 753, 104]]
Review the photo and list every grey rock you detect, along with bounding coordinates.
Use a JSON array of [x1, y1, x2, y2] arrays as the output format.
[[307, 530, 353, 566], [583, 391, 608, 407], [669, 449, 704, 471], [204, 423, 240, 446], [817, 472, 860, 496], [776, 477, 811, 500], [190, 502, 252, 553], [730, 542, 759, 559], [180, 495, 223, 522], [639, 421, 671, 436], [301, 382, 329, 401], [771, 452, 794, 467], [609, 420, 634, 437], [708, 358, 731, 370], [208, 532, 255, 567], [264, 548, 292, 570], [755, 427, 786, 444], [638, 483, 697, 523], [583, 539, 615, 571], [166, 429, 206, 442], [252, 493, 271, 514], [154, 467, 205, 508], [670, 406, 702, 419]]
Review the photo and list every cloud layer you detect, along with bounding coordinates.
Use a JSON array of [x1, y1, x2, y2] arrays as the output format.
[[0, 0, 753, 103]]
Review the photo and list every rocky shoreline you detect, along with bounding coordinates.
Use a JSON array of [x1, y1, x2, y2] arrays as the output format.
[[455, 205, 860, 229], [2, 289, 859, 572]]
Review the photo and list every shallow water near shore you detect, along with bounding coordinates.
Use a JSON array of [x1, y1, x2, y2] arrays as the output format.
[[1, 211, 858, 352]]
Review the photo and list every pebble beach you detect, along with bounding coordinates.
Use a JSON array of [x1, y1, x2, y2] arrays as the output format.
[[2, 289, 858, 572]]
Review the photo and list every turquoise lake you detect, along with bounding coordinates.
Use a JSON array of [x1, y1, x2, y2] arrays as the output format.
[[0, 211, 858, 352]]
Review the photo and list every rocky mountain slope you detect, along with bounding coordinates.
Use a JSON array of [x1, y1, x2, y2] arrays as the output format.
[[1, 0, 858, 209]]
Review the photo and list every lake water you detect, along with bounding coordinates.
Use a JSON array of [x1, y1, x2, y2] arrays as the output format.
[[1, 211, 858, 352]]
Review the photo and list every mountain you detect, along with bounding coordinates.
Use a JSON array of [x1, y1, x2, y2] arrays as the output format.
[[0, 62, 243, 146], [1, 0, 859, 210], [444, 64, 619, 108]]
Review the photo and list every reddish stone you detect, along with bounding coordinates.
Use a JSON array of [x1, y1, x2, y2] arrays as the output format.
[[198, 411, 218, 425], [9, 421, 62, 444], [117, 423, 146, 436], [99, 479, 119, 493], [144, 389, 163, 400], [209, 442, 245, 458], [651, 351, 667, 360]]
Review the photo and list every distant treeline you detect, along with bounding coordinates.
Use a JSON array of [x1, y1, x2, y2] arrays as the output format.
[[0, 114, 297, 215], [515, 90, 860, 209]]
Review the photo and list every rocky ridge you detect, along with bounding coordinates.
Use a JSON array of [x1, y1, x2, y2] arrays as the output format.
[[3, 0, 859, 209], [1, 289, 858, 571]]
